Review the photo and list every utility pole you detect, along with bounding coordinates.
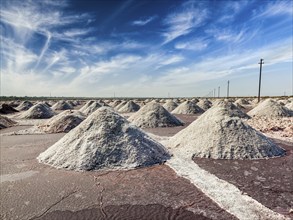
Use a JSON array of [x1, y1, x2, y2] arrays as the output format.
[[258, 59, 264, 103], [218, 86, 220, 98], [214, 88, 216, 98], [227, 80, 230, 98]]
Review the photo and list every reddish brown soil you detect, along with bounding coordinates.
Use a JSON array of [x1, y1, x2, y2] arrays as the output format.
[[0, 125, 235, 220], [36, 204, 210, 220], [194, 139, 293, 218]]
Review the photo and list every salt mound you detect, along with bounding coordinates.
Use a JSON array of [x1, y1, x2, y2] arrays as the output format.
[[197, 99, 212, 110], [37, 107, 170, 171], [167, 105, 285, 160], [163, 100, 178, 112], [118, 101, 140, 113], [79, 100, 95, 112], [39, 110, 86, 133], [82, 101, 102, 115], [16, 101, 33, 111], [285, 102, 293, 111], [0, 104, 19, 114], [51, 100, 73, 110], [0, 115, 17, 129], [128, 103, 184, 128], [109, 100, 121, 108], [172, 101, 204, 114], [213, 101, 250, 119], [235, 98, 250, 105], [115, 101, 127, 111], [248, 99, 292, 118], [19, 103, 55, 119]]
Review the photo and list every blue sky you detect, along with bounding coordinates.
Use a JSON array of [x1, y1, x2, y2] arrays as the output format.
[[1, 0, 292, 97]]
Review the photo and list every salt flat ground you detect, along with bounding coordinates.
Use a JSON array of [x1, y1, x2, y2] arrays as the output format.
[[0, 114, 292, 220]]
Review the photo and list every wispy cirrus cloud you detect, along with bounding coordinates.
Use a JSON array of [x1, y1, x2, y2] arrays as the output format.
[[132, 16, 157, 26], [175, 38, 208, 51], [162, 1, 208, 44], [253, 0, 293, 18]]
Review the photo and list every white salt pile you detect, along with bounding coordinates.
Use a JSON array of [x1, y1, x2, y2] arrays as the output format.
[[82, 101, 102, 115], [235, 98, 250, 105], [79, 100, 95, 112], [19, 103, 55, 119], [37, 107, 170, 171], [213, 101, 250, 119], [51, 100, 73, 110], [128, 102, 184, 128], [167, 104, 285, 159], [109, 100, 121, 108], [285, 102, 293, 111], [248, 99, 292, 118], [115, 101, 127, 111], [16, 101, 33, 111], [163, 100, 178, 112], [197, 99, 212, 110], [39, 110, 86, 133], [0, 115, 17, 129], [172, 101, 204, 114], [118, 101, 140, 113]]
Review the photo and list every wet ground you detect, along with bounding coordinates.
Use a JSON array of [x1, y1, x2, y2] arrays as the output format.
[[0, 125, 235, 220]]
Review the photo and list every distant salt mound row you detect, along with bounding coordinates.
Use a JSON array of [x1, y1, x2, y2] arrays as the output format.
[[163, 100, 178, 112], [118, 101, 140, 113], [16, 101, 33, 111], [39, 110, 86, 133], [167, 105, 285, 160], [248, 99, 292, 118], [51, 100, 73, 110], [213, 101, 250, 119], [172, 101, 204, 114], [128, 103, 184, 128], [0, 104, 19, 114], [82, 101, 102, 115], [197, 99, 212, 110], [19, 103, 55, 119], [0, 115, 17, 129], [79, 100, 95, 112], [37, 107, 170, 171], [235, 98, 250, 105]]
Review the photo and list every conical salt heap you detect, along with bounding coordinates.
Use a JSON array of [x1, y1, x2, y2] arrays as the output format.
[[82, 101, 102, 115], [19, 103, 55, 119], [197, 99, 212, 110], [115, 101, 127, 111], [51, 100, 73, 110], [109, 100, 121, 108], [37, 107, 170, 171], [128, 102, 184, 128], [167, 104, 285, 160], [285, 102, 293, 111], [79, 100, 95, 112], [16, 101, 33, 111], [39, 110, 86, 133], [235, 98, 250, 105], [118, 101, 140, 113], [163, 100, 178, 112], [248, 99, 292, 118], [0, 115, 17, 129], [172, 101, 204, 114], [213, 101, 250, 119]]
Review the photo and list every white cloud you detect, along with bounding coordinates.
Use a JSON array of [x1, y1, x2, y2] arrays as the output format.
[[159, 55, 184, 66], [162, 2, 208, 44], [254, 0, 293, 18], [132, 16, 157, 26], [175, 38, 208, 51]]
